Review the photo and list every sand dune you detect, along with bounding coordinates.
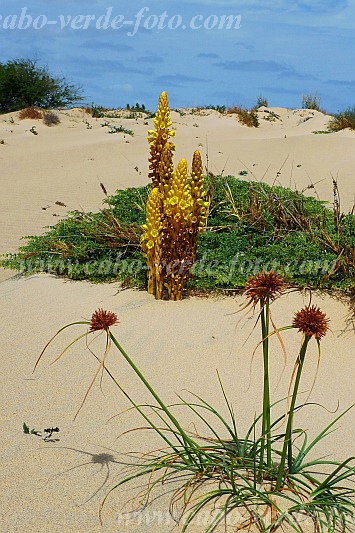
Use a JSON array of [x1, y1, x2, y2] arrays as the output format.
[[1, 106, 354, 282], [0, 107, 354, 532]]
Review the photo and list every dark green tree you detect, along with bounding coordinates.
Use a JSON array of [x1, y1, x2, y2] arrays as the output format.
[[0, 58, 83, 113]]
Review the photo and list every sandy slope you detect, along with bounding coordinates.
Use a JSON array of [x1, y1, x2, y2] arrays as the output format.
[[0, 107, 354, 532], [0, 106, 354, 282]]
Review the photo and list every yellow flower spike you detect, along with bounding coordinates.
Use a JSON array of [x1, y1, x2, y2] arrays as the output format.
[[191, 150, 204, 195], [190, 150, 208, 224], [172, 159, 188, 197], [159, 143, 174, 189], [148, 91, 175, 187], [143, 93, 209, 300]]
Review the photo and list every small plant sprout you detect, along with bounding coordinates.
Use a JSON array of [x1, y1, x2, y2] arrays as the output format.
[[23, 423, 59, 441], [23, 422, 41, 436], [107, 125, 134, 135], [256, 95, 268, 108], [227, 105, 259, 127]]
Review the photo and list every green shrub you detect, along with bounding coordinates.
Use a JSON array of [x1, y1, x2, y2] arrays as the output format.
[[91, 103, 106, 118], [0, 59, 83, 113], [126, 102, 146, 112], [107, 125, 134, 135]]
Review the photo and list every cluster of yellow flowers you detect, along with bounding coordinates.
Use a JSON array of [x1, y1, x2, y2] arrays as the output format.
[[147, 91, 175, 187], [141, 91, 209, 300]]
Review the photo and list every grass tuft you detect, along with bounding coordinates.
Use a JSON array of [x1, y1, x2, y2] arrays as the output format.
[[328, 106, 355, 132], [43, 111, 60, 126], [227, 106, 259, 127], [302, 93, 321, 111], [18, 107, 43, 120]]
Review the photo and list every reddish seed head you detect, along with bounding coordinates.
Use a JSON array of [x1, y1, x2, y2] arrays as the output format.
[[90, 309, 119, 332], [292, 305, 329, 339], [244, 270, 284, 305]]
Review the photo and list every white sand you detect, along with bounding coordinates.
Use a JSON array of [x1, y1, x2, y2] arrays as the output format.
[[0, 107, 354, 532]]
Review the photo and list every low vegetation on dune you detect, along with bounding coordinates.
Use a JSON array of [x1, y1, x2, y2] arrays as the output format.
[[227, 105, 260, 127], [328, 106, 355, 132], [42, 111, 61, 126], [90, 102, 155, 119], [1, 174, 354, 293], [301, 93, 322, 111], [18, 107, 43, 120]]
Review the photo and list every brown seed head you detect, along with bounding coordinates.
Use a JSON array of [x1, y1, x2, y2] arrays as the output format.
[[90, 309, 119, 332], [244, 270, 284, 305], [292, 305, 329, 339]]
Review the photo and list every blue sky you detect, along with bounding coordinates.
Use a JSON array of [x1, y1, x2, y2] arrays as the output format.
[[1, 0, 354, 112]]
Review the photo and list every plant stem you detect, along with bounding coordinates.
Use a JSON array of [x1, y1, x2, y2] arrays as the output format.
[[276, 335, 310, 490], [258, 298, 271, 479], [109, 332, 199, 458]]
